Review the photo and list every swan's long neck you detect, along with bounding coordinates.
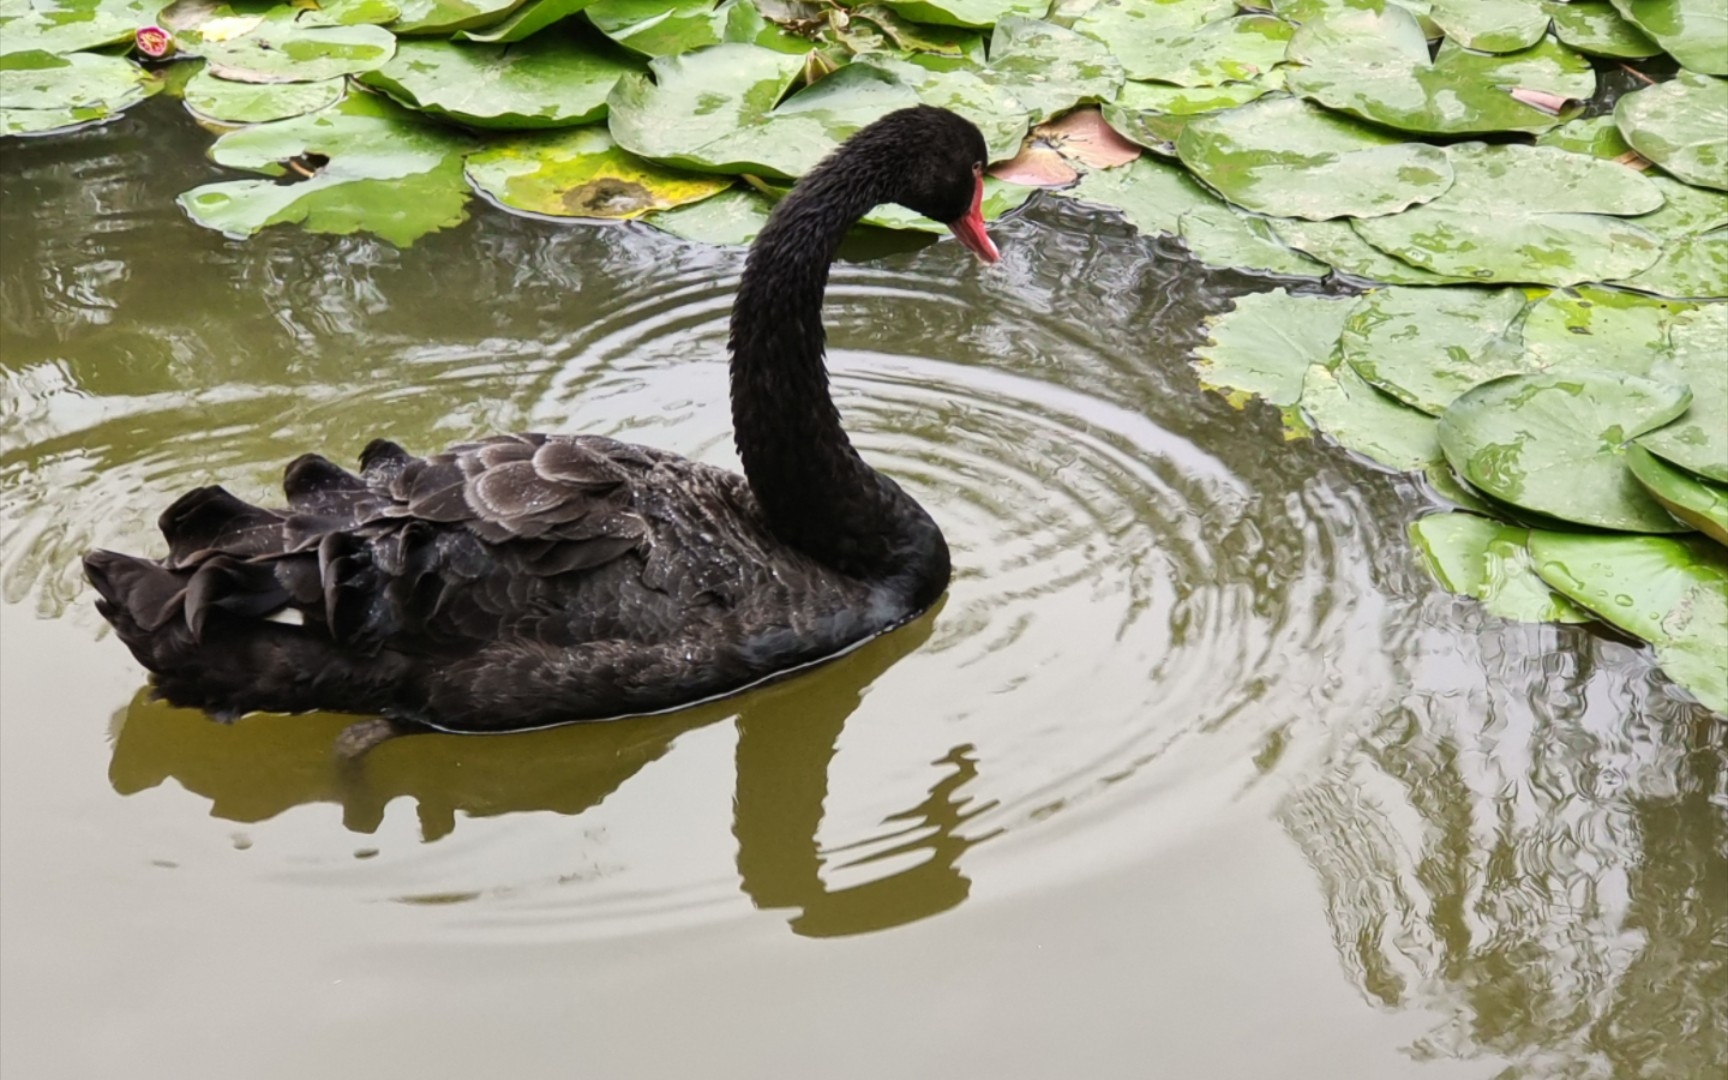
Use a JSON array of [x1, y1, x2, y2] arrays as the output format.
[[727, 151, 939, 586]]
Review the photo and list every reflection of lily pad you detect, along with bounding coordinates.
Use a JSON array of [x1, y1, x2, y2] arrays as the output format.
[[465, 125, 731, 219], [1341, 286, 1529, 414], [1428, 0, 1549, 52], [1286, 7, 1593, 135], [1528, 530, 1728, 712], [1640, 303, 1728, 482], [1607, 0, 1727, 75], [1176, 96, 1454, 220], [183, 68, 345, 124], [643, 185, 771, 244], [1615, 71, 1728, 192], [361, 35, 637, 129], [1193, 287, 1352, 409], [1352, 142, 1665, 286], [1542, 0, 1660, 58], [0, 49, 158, 137], [1438, 371, 1694, 532], [178, 93, 473, 246], [1410, 513, 1589, 622], [1626, 445, 1728, 544]]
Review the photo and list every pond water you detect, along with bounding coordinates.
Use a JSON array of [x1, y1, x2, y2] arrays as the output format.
[[2, 100, 1723, 1080]]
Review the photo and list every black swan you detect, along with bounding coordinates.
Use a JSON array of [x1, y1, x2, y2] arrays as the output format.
[[84, 106, 1000, 742]]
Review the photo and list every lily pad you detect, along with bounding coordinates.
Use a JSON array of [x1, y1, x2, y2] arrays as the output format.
[[1615, 71, 1728, 192], [389, 0, 521, 35], [1519, 283, 1690, 375], [178, 93, 473, 246], [1617, 230, 1728, 300], [1542, 0, 1661, 58], [1626, 444, 1728, 543], [1535, 114, 1635, 160], [875, 0, 1048, 30], [1527, 530, 1728, 712], [457, 0, 593, 41], [1351, 142, 1665, 286], [465, 125, 731, 219], [1607, 0, 1727, 75], [1178, 204, 1330, 277], [1175, 96, 1454, 221], [642, 185, 772, 244], [1108, 77, 1275, 118], [851, 53, 1030, 161], [1073, 0, 1240, 80], [1640, 303, 1728, 482], [851, 4, 982, 55], [1059, 153, 1221, 235], [608, 44, 918, 179], [1271, 217, 1472, 284], [0, 49, 157, 137], [1410, 513, 1590, 622], [983, 16, 1124, 123], [1117, 14, 1293, 88], [183, 67, 345, 123], [1192, 287, 1353, 408], [1299, 359, 1442, 470], [862, 177, 1034, 231], [585, 0, 806, 57], [360, 34, 637, 129], [0, 0, 154, 56], [1428, 0, 1549, 52], [1285, 7, 1594, 135], [1437, 370, 1695, 532], [1341, 286, 1530, 414], [163, 1, 397, 83]]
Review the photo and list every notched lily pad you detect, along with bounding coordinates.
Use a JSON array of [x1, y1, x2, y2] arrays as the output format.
[[361, 33, 638, 129], [1410, 512, 1589, 622], [1640, 303, 1728, 482], [0, 48, 158, 137], [1192, 287, 1353, 409], [465, 125, 730, 219], [1607, 0, 1727, 76], [1340, 285, 1530, 415], [1615, 71, 1728, 192], [162, 0, 397, 83]]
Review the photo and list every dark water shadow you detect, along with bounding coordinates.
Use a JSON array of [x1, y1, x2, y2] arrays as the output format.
[[108, 605, 994, 935]]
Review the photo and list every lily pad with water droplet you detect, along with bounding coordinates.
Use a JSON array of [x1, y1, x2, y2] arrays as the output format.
[[1626, 445, 1728, 544], [983, 16, 1124, 123], [1410, 513, 1590, 622], [162, 0, 397, 83], [1056, 151, 1221, 236], [1640, 303, 1728, 482], [0, 49, 158, 137], [0, 0, 154, 56], [183, 67, 345, 124], [1112, 14, 1294, 88], [607, 44, 918, 179], [1615, 71, 1728, 192], [1285, 7, 1594, 136], [1527, 530, 1728, 712], [1072, 0, 1238, 78], [1534, 114, 1635, 160], [1192, 287, 1353, 408], [585, 0, 807, 57], [1428, 0, 1549, 52], [1175, 96, 1454, 221], [1542, 0, 1660, 58], [851, 54, 1030, 162], [1271, 217, 1472, 284], [873, 0, 1047, 29], [1298, 359, 1442, 470], [642, 185, 772, 244], [1341, 286, 1530, 415], [1607, 0, 1727, 75], [1519, 283, 1692, 376], [465, 125, 731, 219], [360, 34, 638, 129], [1437, 370, 1694, 532], [457, 0, 593, 42], [1351, 142, 1665, 286], [1177, 204, 1329, 277], [389, 0, 522, 35], [178, 93, 474, 246]]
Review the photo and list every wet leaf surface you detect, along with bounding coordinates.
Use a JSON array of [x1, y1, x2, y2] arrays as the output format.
[[1519, 283, 1692, 375], [1639, 303, 1728, 482], [457, 0, 595, 42], [1177, 203, 1329, 277], [1410, 512, 1590, 622], [361, 33, 639, 129], [641, 184, 772, 243], [1428, 0, 1549, 53], [0, 0, 154, 56], [982, 16, 1123, 123], [0, 48, 157, 137], [1271, 217, 1472, 284], [1543, 0, 1661, 58], [1193, 287, 1353, 408], [183, 68, 345, 124], [874, 0, 1048, 31], [585, 0, 807, 57], [1626, 445, 1728, 544], [162, 0, 398, 83], [851, 53, 1030, 161], [1615, 71, 1728, 192], [465, 124, 731, 218], [1607, 0, 1728, 75], [1298, 359, 1443, 470], [1341, 286, 1531, 414]]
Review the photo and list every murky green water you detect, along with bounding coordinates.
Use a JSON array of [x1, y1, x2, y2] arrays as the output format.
[[3, 101, 1724, 1080]]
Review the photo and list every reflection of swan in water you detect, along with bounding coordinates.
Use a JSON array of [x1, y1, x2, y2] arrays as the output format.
[[108, 605, 996, 936]]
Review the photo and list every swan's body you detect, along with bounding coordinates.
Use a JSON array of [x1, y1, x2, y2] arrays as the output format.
[[84, 106, 998, 734]]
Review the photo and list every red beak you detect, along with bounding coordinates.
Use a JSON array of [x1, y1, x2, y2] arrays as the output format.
[[947, 168, 1000, 264]]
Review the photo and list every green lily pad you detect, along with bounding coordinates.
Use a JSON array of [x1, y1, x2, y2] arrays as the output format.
[[1192, 287, 1353, 408], [1607, 0, 1727, 75], [1428, 0, 1549, 52], [1640, 303, 1728, 482], [1351, 142, 1665, 286], [851, 4, 982, 55], [1270, 0, 1436, 25], [1519, 283, 1691, 375], [457, 0, 593, 41], [608, 45, 918, 179], [1175, 96, 1454, 221], [875, 0, 1048, 30], [983, 15, 1124, 123], [1527, 530, 1728, 712], [1073, 0, 1239, 80], [178, 93, 473, 246], [465, 125, 731, 219], [1059, 153, 1221, 235], [1622, 175, 1728, 240], [642, 185, 772, 244], [1617, 230, 1728, 300], [1626, 444, 1728, 543], [1341, 286, 1530, 414], [360, 35, 637, 129], [1534, 114, 1635, 160], [862, 177, 1033, 231], [1109, 77, 1276, 118], [0, 49, 157, 137], [1437, 370, 1695, 532], [162, 1, 397, 83], [851, 54, 1030, 161], [1299, 358, 1442, 470], [1271, 217, 1472, 284], [1410, 513, 1590, 622], [0, 0, 153, 57], [1285, 7, 1594, 135], [1542, 0, 1661, 58], [1178, 203, 1329, 277], [183, 67, 345, 123], [585, 0, 806, 57], [1615, 71, 1728, 192], [1115, 14, 1293, 88], [389, 0, 521, 35]]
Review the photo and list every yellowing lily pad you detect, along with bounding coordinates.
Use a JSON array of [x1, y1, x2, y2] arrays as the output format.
[[465, 125, 731, 219]]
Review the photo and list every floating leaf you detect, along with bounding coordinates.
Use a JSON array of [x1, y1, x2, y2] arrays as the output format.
[[1352, 142, 1665, 286], [1617, 230, 1728, 300], [862, 177, 1033, 231], [1177, 204, 1329, 277], [1626, 445, 1728, 544], [1607, 0, 1727, 75], [1176, 96, 1454, 220], [851, 53, 1029, 161], [608, 44, 917, 179], [1428, 0, 1549, 52], [0, 49, 157, 137], [1059, 153, 1220, 235], [642, 185, 772, 244], [874, 0, 1048, 30], [1438, 371, 1694, 532], [1271, 217, 1471, 284], [1073, 0, 1240, 80], [162, 1, 397, 83], [983, 16, 1123, 123], [457, 0, 594, 42], [1193, 287, 1352, 408], [389, 0, 522, 35], [178, 93, 473, 245], [851, 4, 981, 54], [1035, 106, 1141, 168], [1640, 303, 1728, 482], [1535, 114, 1635, 160], [1341, 286, 1530, 414], [1528, 531, 1728, 712], [987, 142, 1079, 186], [1615, 71, 1728, 192], [183, 67, 345, 123], [1285, 7, 1594, 135], [1116, 14, 1293, 88], [1107, 77, 1275, 118], [1299, 359, 1442, 470], [1410, 513, 1590, 622], [465, 125, 730, 219], [360, 35, 637, 129], [1519, 283, 1691, 375], [0, 0, 154, 56], [1542, 0, 1661, 58], [585, 0, 806, 57]]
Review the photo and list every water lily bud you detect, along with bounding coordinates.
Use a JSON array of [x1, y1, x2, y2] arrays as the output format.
[[136, 25, 176, 59]]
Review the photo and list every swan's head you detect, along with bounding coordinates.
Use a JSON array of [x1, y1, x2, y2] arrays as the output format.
[[870, 106, 1000, 264]]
